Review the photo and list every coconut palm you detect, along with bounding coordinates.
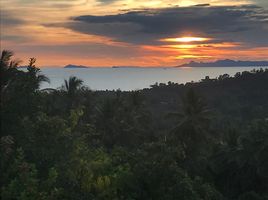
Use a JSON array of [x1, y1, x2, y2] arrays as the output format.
[[26, 58, 50, 90], [211, 121, 268, 198], [0, 50, 20, 91], [180, 88, 211, 130], [168, 88, 212, 157], [62, 76, 84, 109], [62, 76, 83, 97], [0, 50, 20, 69], [170, 89, 211, 133]]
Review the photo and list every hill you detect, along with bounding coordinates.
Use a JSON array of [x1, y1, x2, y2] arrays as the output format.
[[178, 59, 268, 67], [64, 64, 89, 68]]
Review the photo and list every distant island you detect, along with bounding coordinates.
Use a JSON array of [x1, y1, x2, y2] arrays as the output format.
[[112, 66, 142, 68], [178, 59, 268, 67], [64, 60, 268, 69], [64, 64, 89, 68]]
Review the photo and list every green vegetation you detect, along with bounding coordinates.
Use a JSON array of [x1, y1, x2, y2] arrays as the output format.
[[1, 50, 268, 200]]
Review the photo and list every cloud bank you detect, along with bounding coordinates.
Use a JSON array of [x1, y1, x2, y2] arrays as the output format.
[[64, 5, 268, 47]]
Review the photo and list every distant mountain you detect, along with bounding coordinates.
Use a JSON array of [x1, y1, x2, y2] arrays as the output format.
[[64, 64, 89, 68], [112, 66, 141, 68], [178, 59, 268, 67]]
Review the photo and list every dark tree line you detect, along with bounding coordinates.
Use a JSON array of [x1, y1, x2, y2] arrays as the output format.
[[1, 50, 268, 200]]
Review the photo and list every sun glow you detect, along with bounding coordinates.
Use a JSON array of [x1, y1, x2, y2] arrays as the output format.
[[163, 42, 240, 49], [162, 37, 210, 43], [164, 44, 197, 49]]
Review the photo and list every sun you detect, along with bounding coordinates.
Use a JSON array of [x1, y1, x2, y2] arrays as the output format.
[[161, 37, 210, 43]]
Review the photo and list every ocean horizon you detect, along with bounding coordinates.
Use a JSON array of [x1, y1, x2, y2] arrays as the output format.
[[35, 66, 268, 91]]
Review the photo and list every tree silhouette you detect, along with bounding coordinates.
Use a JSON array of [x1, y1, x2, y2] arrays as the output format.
[[169, 88, 211, 157], [62, 76, 84, 110], [211, 120, 268, 199], [27, 58, 50, 90], [63, 76, 83, 97], [0, 50, 20, 92], [0, 50, 20, 69]]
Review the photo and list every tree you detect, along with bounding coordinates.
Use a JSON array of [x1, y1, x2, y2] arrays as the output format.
[[131, 142, 223, 200], [26, 58, 50, 90], [210, 120, 268, 199], [169, 88, 211, 154], [62, 76, 83, 97], [61, 76, 85, 109], [0, 50, 20, 94], [1, 149, 62, 200]]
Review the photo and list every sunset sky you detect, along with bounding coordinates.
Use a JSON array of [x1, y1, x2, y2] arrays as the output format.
[[1, 0, 268, 67]]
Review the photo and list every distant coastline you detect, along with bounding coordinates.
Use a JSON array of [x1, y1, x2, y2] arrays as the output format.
[[64, 64, 89, 69], [178, 59, 268, 67], [64, 65, 142, 69], [42, 60, 268, 69]]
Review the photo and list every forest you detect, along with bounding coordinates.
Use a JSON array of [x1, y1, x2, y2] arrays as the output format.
[[1, 50, 268, 200]]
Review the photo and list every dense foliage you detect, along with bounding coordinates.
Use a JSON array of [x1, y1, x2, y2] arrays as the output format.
[[1, 50, 268, 200]]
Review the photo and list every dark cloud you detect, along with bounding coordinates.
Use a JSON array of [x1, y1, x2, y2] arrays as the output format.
[[1, 35, 30, 43], [0, 9, 29, 43], [1, 10, 25, 26], [194, 3, 210, 7], [63, 5, 268, 47]]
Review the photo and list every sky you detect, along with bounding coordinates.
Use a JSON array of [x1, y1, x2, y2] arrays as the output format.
[[1, 0, 268, 67]]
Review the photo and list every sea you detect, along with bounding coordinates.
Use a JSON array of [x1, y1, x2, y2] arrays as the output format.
[[37, 67, 267, 91]]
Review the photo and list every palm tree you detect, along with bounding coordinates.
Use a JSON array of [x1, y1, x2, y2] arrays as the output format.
[[211, 122, 268, 198], [27, 58, 50, 90], [0, 50, 20, 91], [168, 88, 211, 155], [0, 50, 20, 69], [62, 76, 84, 109], [62, 76, 83, 97], [180, 88, 211, 130]]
